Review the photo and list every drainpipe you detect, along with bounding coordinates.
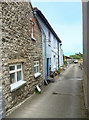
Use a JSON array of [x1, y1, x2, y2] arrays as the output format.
[[60, 43, 62, 66], [39, 26, 47, 83], [33, 12, 47, 84], [58, 41, 59, 69], [42, 31, 47, 82]]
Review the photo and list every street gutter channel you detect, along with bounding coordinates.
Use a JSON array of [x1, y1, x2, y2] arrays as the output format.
[[52, 92, 83, 96]]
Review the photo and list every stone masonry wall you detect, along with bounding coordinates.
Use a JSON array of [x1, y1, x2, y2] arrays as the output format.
[[1, 2, 43, 112]]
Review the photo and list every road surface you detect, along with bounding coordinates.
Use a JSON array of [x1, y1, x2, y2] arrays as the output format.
[[7, 64, 87, 118]]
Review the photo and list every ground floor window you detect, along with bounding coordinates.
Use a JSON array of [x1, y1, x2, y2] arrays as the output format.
[[9, 63, 23, 84], [34, 61, 39, 74]]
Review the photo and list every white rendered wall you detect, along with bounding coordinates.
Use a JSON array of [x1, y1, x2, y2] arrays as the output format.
[[36, 14, 61, 76]]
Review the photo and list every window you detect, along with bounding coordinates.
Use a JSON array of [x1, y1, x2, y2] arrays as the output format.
[[9, 64, 23, 84], [30, 18, 36, 40], [34, 61, 39, 74], [48, 31, 51, 42], [31, 23, 34, 38]]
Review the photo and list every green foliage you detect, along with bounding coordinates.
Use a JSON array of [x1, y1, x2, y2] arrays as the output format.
[[58, 68, 61, 71], [70, 55, 80, 59], [58, 67, 61, 72], [63, 54, 65, 61], [62, 64, 65, 67], [64, 61, 67, 65], [75, 52, 83, 57], [70, 52, 83, 60], [35, 89, 41, 94]]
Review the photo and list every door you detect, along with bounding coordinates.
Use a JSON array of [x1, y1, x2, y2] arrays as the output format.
[[47, 58, 49, 77]]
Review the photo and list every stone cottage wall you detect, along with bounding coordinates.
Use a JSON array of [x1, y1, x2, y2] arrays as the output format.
[[1, 2, 43, 112]]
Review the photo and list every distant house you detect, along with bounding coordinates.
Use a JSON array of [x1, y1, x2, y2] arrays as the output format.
[[33, 8, 63, 82], [65, 56, 73, 64], [1, 2, 43, 114]]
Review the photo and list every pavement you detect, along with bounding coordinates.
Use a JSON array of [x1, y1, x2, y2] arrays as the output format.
[[7, 64, 87, 118]]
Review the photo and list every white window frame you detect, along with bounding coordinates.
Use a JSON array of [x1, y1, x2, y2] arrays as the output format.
[[34, 61, 39, 74], [31, 22, 36, 41], [31, 22, 34, 38], [34, 61, 41, 78], [9, 63, 23, 84]]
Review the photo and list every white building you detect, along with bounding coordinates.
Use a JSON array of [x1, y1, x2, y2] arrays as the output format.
[[60, 43, 64, 67], [33, 8, 63, 82]]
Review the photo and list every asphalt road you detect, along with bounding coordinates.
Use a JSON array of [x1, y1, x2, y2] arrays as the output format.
[[7, 64, 87, 118]]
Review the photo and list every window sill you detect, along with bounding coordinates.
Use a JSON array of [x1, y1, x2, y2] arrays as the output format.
[[10, 80, 26, 92], [31, 37, 36, 41], [48, 44, 51, 47], [34, 73, 41, 78]]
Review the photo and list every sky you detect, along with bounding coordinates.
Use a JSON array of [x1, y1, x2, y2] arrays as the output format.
[[31, 0, 82, 56]]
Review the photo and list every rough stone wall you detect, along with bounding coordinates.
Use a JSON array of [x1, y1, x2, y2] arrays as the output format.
[[1, 2, 43, 112]]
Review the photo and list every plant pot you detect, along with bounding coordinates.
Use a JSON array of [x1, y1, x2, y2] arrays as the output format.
[[58, 72, 60, 74]]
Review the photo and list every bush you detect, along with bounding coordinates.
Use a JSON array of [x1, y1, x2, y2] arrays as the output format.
[[64, 61, 67, 65], [58, 68, 61, 71]]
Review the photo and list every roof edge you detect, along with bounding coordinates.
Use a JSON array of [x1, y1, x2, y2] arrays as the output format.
[[33, 8, 61, 43]]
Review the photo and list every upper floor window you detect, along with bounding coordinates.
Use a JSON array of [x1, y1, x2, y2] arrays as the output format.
[[48, 31, 51, 42], [9, 63, 23, 84], [30, 18, 36, 40]]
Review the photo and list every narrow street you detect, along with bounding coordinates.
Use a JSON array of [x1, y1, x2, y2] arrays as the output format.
[[7, 64, 87, 118]]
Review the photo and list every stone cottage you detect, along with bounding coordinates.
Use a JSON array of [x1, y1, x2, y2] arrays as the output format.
[[1, 2, 43, 114]]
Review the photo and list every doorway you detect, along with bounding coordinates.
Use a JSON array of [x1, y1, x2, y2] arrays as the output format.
[[47, 58, 49, 77]]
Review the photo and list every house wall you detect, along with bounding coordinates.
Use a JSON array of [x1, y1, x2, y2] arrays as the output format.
[[34, 15, 48, 80], [35, 15, 51, 78], [51, 35, 59, 72], [60, 45, 63, 67], [83, 1, 89, 110], [2, 2, 43, 112], [35, 14, 60, 75], [42, 31, 47, 81]]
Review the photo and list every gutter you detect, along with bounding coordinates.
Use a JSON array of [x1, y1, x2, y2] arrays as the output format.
[[33, 11, 47, 82]]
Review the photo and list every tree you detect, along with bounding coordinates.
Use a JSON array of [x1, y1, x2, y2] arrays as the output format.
[[70, 52, 83, 60]]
